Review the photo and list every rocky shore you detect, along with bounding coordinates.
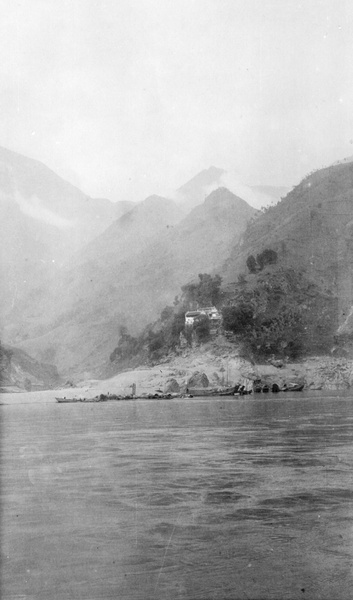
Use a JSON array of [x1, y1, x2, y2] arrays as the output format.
[[82, 346, 353, 398], [3, 341, 353, 405]]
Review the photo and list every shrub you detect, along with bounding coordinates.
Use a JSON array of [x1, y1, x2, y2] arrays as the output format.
[[193, 314, 211, 342], [181, 273, 222, 306], [256, 249, 278, 270], [246, 255, 257, 273], [222, 304, 254, 334]]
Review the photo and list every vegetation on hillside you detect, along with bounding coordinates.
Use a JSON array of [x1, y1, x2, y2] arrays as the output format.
[[0, 339, 60, 390], [109, 258, 338, 373], [0, 340, 12, 385], [222, 266, 337, 359], [181, 273, 223, 307], [246, 249, 278, 273], [109, 273, 222, 369]]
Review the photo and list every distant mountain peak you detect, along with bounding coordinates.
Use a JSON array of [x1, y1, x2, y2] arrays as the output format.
[[204, 186, 245, 203], [176, 166, 288, 211], [177, 166, 225, 196]]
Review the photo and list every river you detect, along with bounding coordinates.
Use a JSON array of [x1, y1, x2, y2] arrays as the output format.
[[1, 393, 353, 599]]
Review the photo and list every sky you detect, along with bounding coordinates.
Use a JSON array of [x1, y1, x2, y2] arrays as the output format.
[[1, 0, 353, 202]]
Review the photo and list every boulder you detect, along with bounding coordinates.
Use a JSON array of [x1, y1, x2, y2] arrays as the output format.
[[270, 359, 284, 368], [165, 378, 180, 393], [187, 371, 209, 388]]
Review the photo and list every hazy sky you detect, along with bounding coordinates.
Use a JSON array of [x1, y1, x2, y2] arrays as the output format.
[[1, 0, 353, 202]]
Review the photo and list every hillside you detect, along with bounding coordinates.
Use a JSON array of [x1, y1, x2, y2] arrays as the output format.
[[71, 194, 183, 269], [0, 146, 133, 335], [6, 147, 353, 381], [109, 161, 353, 374], [220, 161, 353, 353], [0, 341, 60, 392], [13, 188, 256, 377], [176, 166, 290, 211]]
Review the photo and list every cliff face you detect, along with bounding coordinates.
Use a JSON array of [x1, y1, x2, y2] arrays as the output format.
[[0, 343, 60, 391]]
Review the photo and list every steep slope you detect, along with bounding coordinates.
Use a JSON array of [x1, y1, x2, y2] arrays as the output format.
[[0, 342, 60, 391], [0, 146, 132, 330], [221, 161, 353, 347], [176, 166, 225, 208], [15, 188, 256, 377], [9, 196, 183, 375], [71, 194, 183, 268]]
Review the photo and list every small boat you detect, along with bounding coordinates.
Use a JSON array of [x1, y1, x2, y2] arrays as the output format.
[[188, 386, 239, 397], [185, 388, 213, 397], [286, 383, 304, 392], [56, 396, 108, 403], [56, 397, 81, 403], [219, 385, 242, 396]]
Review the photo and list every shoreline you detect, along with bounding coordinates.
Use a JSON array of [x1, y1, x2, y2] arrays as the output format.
[[2, 349, 353, 403]]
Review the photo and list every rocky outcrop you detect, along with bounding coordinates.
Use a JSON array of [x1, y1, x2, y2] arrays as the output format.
[[187, 371, 209, 388], [302, 357, 353, 390], [165, 378, 180, 393], [0, 343, 60, 391]]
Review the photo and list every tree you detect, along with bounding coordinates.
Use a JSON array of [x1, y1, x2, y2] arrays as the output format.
[[256, 249, 278, 270], [246, 255, 257, 273], [110, 327, 138, 362], [222, 304, 254, 334], [193, 314, 211, 342], [160, 306, 174, 322], [181, 273, 222, 307], [169, 311, 186, 346], [147, 330, 165, 353]]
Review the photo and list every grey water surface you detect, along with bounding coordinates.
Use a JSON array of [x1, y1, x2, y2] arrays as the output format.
[[1, 394, 353, 599]]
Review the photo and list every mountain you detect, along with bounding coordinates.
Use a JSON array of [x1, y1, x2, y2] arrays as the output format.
[[0, 146, 128, 247], [71, 194, 183, 269], [4, 195, 183, 375], [220, 160, 353, 352], [0, 146, 133, 330], [0, 341, 60, 391], [12, 187, 256, 377], [176, 165, 290, 211], [176, 166, 225, 209]]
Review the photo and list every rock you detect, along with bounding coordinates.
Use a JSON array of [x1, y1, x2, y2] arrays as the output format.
[[165, 378, 180, 393], [187, 371, 209, 388], [64, 380, 75, 387], [212, 372, 221, 384], [270, 359, 284, 368]]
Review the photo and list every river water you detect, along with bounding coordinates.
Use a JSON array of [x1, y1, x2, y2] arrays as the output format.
[[1, 393, 353, 599]]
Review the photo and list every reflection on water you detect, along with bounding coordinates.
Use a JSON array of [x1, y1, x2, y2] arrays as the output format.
[[1, 395, 353, 599]]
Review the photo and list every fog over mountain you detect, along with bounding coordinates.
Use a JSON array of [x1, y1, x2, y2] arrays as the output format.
[[175, 166, 288, 212], [5, 171, 256, 377], [0, 146, 133, 328], [3, 143, 353, 383]]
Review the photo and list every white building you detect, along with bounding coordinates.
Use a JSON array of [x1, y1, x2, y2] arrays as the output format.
[[185, 306, 221, 326], [185, 311, 203, 325]]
